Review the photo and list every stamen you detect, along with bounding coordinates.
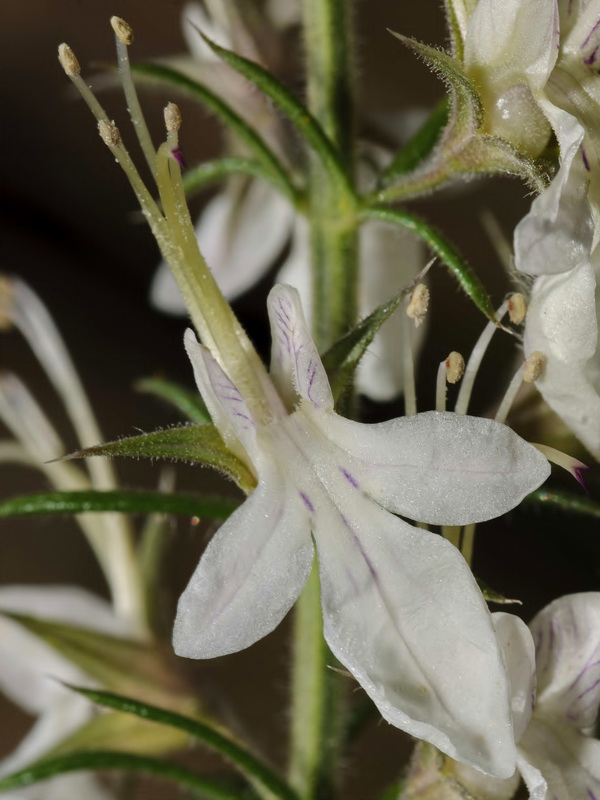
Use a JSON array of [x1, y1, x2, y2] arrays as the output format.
[[435, 351, 464, 411], [58, 43, 80, 77], [98, 119, 121, 148], [58, 42, 110, 124], [461, 523, 476, 566], [164, 103, 185, 166], [508, 293, 527, 325], [495, 352, 546, 424], [0, 275, 14, 330], [110, 16, 157, 173], [406, 283, 429, 327], [402, 298, 418, 416], [454, 300, 509, 415]]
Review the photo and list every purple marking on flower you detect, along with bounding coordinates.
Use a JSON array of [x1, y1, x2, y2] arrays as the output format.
[[584, 46, 599, 65], [300, 491, 315, 513], [587, 789, 598, 800], [582, 18, 600, 49], [339, 467, 360, 489], [305, 359, 319, 406], [171, 147, 186, 168], [581, 146, 592, 173]]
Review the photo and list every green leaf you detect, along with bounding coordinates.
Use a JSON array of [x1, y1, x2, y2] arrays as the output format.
[[136, 376, 211, 423], [65, 425, 257, 493], [0, 489, 238, 519], [182, 157, 282, 200], [0, 751, 239, 800], [360, 206, 497, 322], [131, 62, 297, 203], [198, 33, 353, 199], [66, 685, 301, 800], [381, 99, 449, 185], [524, 488, 600, 519], [321, 277, 420, 402]]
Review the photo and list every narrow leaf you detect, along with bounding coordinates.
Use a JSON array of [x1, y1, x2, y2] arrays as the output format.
[[321, 269, 427, 402], [381, 99, 449, 185], [66, 685, 300, 800], [65, 425, 257, 493], [0, 489, 238, 519], [198, 33, 352, 198], [0, 751, 238, 800], [524, 488, 600, 519], [182, 158, 281, 199], [136, 376, 211, 423], [360, 206, 497, 322], [131, 62, 297, 203], [477, 579, 522, 606]]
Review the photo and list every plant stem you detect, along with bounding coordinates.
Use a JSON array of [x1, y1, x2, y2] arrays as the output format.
[[289, 3, 357, 798]]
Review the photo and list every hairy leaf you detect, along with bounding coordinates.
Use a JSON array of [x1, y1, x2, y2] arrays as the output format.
[[136, 376, 211, 423]]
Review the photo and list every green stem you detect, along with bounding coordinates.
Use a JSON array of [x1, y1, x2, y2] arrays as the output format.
[[289, 3, 357, 798]]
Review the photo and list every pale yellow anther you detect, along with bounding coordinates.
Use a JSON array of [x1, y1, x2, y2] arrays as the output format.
[[164, 103, 182, 134], [98, 120, 121, 148], [58, 43, 80, 77], [508, 293, 527, 325], [0, 275, 14, 331], [523, 351, 546, 383], [110, 16, 134, 46], [445, 351, 465, 384], [406, 284, 429, 327]]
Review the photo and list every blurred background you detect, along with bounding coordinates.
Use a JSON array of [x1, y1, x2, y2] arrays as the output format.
[[1, 1, 598, 797]]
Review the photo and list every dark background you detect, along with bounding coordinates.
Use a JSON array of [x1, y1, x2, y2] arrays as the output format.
[[1, 1, 599, 797]]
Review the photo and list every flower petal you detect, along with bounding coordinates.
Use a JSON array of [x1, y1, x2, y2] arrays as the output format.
[[315, 498, 516, 778], [493, 612, 537, 741], [515, 108, 594, 276], [524, 261, 600, 459], [530, 592, 600, 730], [518, 717, 600, 800], [315, 410, 550, 525], [267, 285, 334, 412], [173, 463, 314, 659]]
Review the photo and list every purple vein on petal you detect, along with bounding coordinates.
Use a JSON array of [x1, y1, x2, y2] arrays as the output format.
[[340, 467, 360, 489], [300, 492, 315, 513]]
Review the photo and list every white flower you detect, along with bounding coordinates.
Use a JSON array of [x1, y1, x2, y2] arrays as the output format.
[[173, 283, 551, 778], [453, 593, 600, 799], [0, 586, 130, 800]]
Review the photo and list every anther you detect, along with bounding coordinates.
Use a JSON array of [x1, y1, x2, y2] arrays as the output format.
[[98, 120, 121, 148], [164, 103, 182, 134], [110, 16, 134, 46], [445, 352, 465, 384], [508, 293, 527, 325], [58, 43, 81, 77], [523, 351, 546, 383], [406, 284, 429, 327]]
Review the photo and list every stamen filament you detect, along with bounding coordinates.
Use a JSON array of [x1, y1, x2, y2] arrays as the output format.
[[110, 17, 157, 175], [454, 300, 509, 414], [461, 523, 476, 566], [436, 360, 448, 412], [402, 308, 417, 416], [495, 351, 546, 424]]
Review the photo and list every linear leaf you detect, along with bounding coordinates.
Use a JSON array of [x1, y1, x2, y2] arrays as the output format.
[[0, 489, 238, 519], [524, 488, 600, 519], [182, 158, 281, 199], [360, 206, 496, 322], [381, 99, 449, 184], [0, 751, 239, 799], [64, 425, 256, 493], [321, 272, 424, 402], [199, 33, 352, 198], [66, 685, 300, 800], [131, 62, 297, 203], [136, 376, 211, 423]]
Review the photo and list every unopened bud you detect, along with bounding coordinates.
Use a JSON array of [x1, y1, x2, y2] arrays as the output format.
[[164, 103, 182, 134], [508, 293, 527, 325], [98, 120, 121, 148], [110, 16, 134, 45], [0, 275, 14, 331], [445, 351, 465, 384], [58, 43, 80, 77], [406, 284, 429, 327], [523, 351, 546, 383]]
